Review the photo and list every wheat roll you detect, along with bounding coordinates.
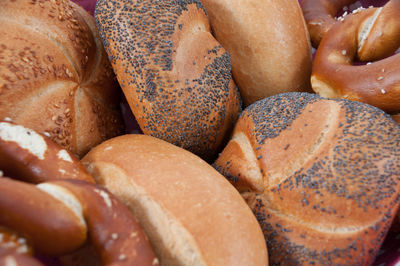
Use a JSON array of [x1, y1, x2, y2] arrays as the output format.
[[82, 134, 268, 266], [200, 0, 313, 106]]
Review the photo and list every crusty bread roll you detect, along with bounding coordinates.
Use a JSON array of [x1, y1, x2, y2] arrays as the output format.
[[214, 92, 400, 264], [0, 0, 124, 158], [81, 134, 268, 266], [95, 0, 241, 161], [200, 0, 313, 106]]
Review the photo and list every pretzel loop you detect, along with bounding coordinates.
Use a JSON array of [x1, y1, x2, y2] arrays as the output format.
[[310, 1, 400, 113], [302, 0, 400, 62], [0, 121, 158, 265]]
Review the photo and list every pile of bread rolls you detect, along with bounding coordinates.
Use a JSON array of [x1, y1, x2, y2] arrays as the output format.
[[1, 0, 400, 265]]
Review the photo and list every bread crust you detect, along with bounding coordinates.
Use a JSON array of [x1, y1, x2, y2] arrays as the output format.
[[214, 92, 400, 264], [82, 134, 268, 266], [301, 0, 355, 47], [95, 0, 241, 161], [311, 6, 400, 113], [0, 0, 124, 157], [0, 178, 87, 256], [0, 121, 94, 184], [201, 0, 313, 106]]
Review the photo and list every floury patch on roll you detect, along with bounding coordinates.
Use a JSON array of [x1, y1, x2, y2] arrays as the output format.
[[0, 0, 124, 158], [95, 0, 241, 161], [214, 92, 400, 265], [82, 134, 268, 266]]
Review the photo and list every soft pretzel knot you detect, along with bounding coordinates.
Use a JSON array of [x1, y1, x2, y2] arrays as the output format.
[[310, 0, 400, 113], [0, 120, 94, 184], [0, 121, 158, 266], [302, 0, 400, 57]]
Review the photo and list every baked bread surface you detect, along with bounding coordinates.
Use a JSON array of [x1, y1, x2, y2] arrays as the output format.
[[214, 92, 400, 264]]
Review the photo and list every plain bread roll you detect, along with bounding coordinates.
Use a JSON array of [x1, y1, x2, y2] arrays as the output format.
[[82, 134, 268, 266]]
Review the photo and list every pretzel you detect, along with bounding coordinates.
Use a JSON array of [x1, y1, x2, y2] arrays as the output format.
[[302, 0, 354, 47], [0, 121, 158, 265], [302, 0, 400, 61], [0, 120, 94, 184], [311, 3, 400, 113], [0, 255, 44, 266]]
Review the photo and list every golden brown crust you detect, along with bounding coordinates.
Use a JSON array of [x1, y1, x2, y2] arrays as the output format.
[[0, 177, 87, 256], [301, 0, 355, 47], [49, 180, 159, 266], [82, 134, 268, 266], [356, 0, 400, 61], [214, 92, 400, 264], [0, 177, 158, 265], [0, 254, 44, 266], [0, 123, 157, 265], [312, 7, 400, 113], [0, 0, 124, 158], [302, 0, 400, 60], [95, 0, 241, 161], [0, 121, 94, 184], [201, 0, 313, 106]]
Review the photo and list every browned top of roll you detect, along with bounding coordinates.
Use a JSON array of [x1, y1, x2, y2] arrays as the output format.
[[201, 0, 312, 106], [214, 92, 400, 264], [0, 0, 123, 157], [95, 0, 241, 161], [82, 134, 268, 266]]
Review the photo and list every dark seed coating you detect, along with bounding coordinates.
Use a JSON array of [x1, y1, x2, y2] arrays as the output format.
[[244, 92, 318, 144], [215, 92, 400, 264], [95, 0, 240, 160]]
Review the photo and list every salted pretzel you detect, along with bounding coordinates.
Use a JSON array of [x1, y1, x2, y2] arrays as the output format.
[[0, 120, 94, 184], [0, 121, 158, 265], [310, 1, 400, 113], [302, 0, 400, 59], [302, 0, 354, 47]]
